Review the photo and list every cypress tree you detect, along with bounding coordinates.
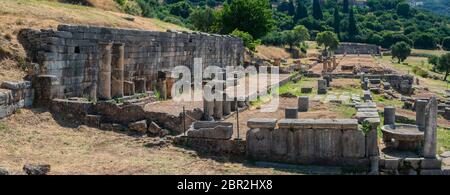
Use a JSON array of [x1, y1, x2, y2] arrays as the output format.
[[348, 6, 358, 41], [312, 0, 323, 20], [288, 0, 296, 16], [294, 0, 308, 21], [333, 5, 340, 37], [343, 0, 349, 13]]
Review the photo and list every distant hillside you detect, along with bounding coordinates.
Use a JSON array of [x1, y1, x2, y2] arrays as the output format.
[[410, 0, 450, 16]]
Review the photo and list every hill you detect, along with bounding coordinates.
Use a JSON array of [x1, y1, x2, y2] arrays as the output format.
[[411, 0, 450, 16], [0, 0, 188, 82]]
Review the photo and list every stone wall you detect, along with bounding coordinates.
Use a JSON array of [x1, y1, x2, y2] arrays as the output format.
[[0, 81, 34, 119], [246, 118, 376, 166], [18, 24, 244, 99], [335, 42, 381, 55]]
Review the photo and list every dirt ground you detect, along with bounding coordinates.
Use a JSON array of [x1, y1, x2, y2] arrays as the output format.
[[0, 109, 309, 175]]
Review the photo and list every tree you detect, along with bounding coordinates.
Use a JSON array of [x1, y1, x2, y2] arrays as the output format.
[[442, 37, 450, 51], [231, 29, 259, 51], [188, 7, 218, 33], [287, 0, 296, 16], [348, 6, 358, 41], [396, 2, 410, 17], [428, 55, 439, 71], [169, 1, 192, 18], [333, 5, 340, 37], [437, 53, 450, 81], [282, 25, 310, 50], [312, 0, 323, 20], [391, 41, 411, 63], [316, 31, 340, 53], [413, 33, 437, 49], [220, 0, 274, 39], [343, 0, 349, 13], [294, 0, 308, 22]]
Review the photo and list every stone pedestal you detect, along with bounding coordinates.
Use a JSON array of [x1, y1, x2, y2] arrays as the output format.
[[98, 43, 112, 100], [322, 60, 328, 72], [317, 79, 327, 94], [166, 76, 175, 98], [384, 106, 396, 125], [298, 96, 309, 112], [111, 43, 124, 99], [416, 100, 428, 131], [285, 107, 298, 119]]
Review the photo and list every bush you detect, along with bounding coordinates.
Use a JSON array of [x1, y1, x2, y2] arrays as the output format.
[[443, 37, 450, 51], [413, 33, 437, 49], [231, 29, 260, 51], [412, 66, 429, 78]]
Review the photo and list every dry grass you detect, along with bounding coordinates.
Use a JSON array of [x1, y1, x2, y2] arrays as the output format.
[[0, 109, 301, 175], [255, 45, 292, 60], [0, 0, 188, 82]]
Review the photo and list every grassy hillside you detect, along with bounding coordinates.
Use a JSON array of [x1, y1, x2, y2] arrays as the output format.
[[413, 0, 450, 16], [0, 0, 188, 82]]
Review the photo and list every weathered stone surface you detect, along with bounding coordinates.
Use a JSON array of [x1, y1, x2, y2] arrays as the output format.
[[123, 81, 135, 96], [111, 43, 124, 98], [148, 121, 162, 135], [247, 118, 277, 129], [285, 107, 298, 119], [423, 96, 438, 158], [298, 96, 309, 112], [384, 106, 396, 125], [416, 99, 428, 131], [128, 120, 148, 134], [317, 79, 327, 94], [342, 129, 365, 158], [98, 42, 112, 100], [247, 128, 272, 159], [23, 164, 51, 175], [0, 167, 9, 175], [421, 157, 442, 169], [420, 169, 444, 175], [384, 158, 400, 170], [188, 121, 233, 140]]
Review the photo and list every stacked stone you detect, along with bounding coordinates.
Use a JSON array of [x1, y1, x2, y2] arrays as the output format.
[[0, 81, 34, 119], [111, 43, 124, 98], [18, 24, 245, 100]]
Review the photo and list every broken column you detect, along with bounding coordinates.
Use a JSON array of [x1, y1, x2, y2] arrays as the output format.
[[223, 93, 231, 115], [285, 107, 298, 119], [332, 56, 337, 69], [98, 42, 112, 100], [134, 78, 146, 93], [214, 91, 224, 120], [203, 96, 214, 121], [156, 79, 167, 100], [416, 99, 428, 131], [111, 43, 124, 99], [423, 96, 438, 159], [384, 106, 396, 125], [123, 81, 135, 96], [317, 79, 327, 94], [298, 96, 309, 112], [322, 59, 328, 73]]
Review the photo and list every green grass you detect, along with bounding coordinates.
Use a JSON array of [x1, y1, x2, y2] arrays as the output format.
[[329, 104, 357, 118], [277, 77, 318, 97], [372, 94, 403, 107], [438, 128, 450, 153]]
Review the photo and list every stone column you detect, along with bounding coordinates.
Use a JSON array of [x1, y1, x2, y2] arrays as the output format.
[[98, 42, 112, 100], [203, 97, 214, 121], [123, 81, 135, 96], [322, 60, 328, 73], [214, 91, 223, 120], [285, 107, 298, 119], [223, 93, 231, 115], [332, 56, 337, 69], [424, 96, 438, 158], [317, 79, 327, 94], [384, 106, 396, 125], [416, 100, 428, 131], [157, 79, 167, 100], [111, 43, 124, 99], [298, 96, 309, 112]]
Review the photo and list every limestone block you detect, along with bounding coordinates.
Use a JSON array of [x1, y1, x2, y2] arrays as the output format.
[[247, 118, 277, 129], [342, 129, 366, 158], [123, 81, 135, 96], [188, 121, 233, 140], [246, 128, 272, 159], [128, 120, 148, 134]]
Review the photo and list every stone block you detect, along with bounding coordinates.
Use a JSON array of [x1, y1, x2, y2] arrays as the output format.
[[342, 129, 365, 158], [284, 107, 298, 119], [188, 121, 233, 140], [128, 120, 148, 134], [421, 157, 442, 169], [384, 158, 400, 170], [247, 118, 277, 129]]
